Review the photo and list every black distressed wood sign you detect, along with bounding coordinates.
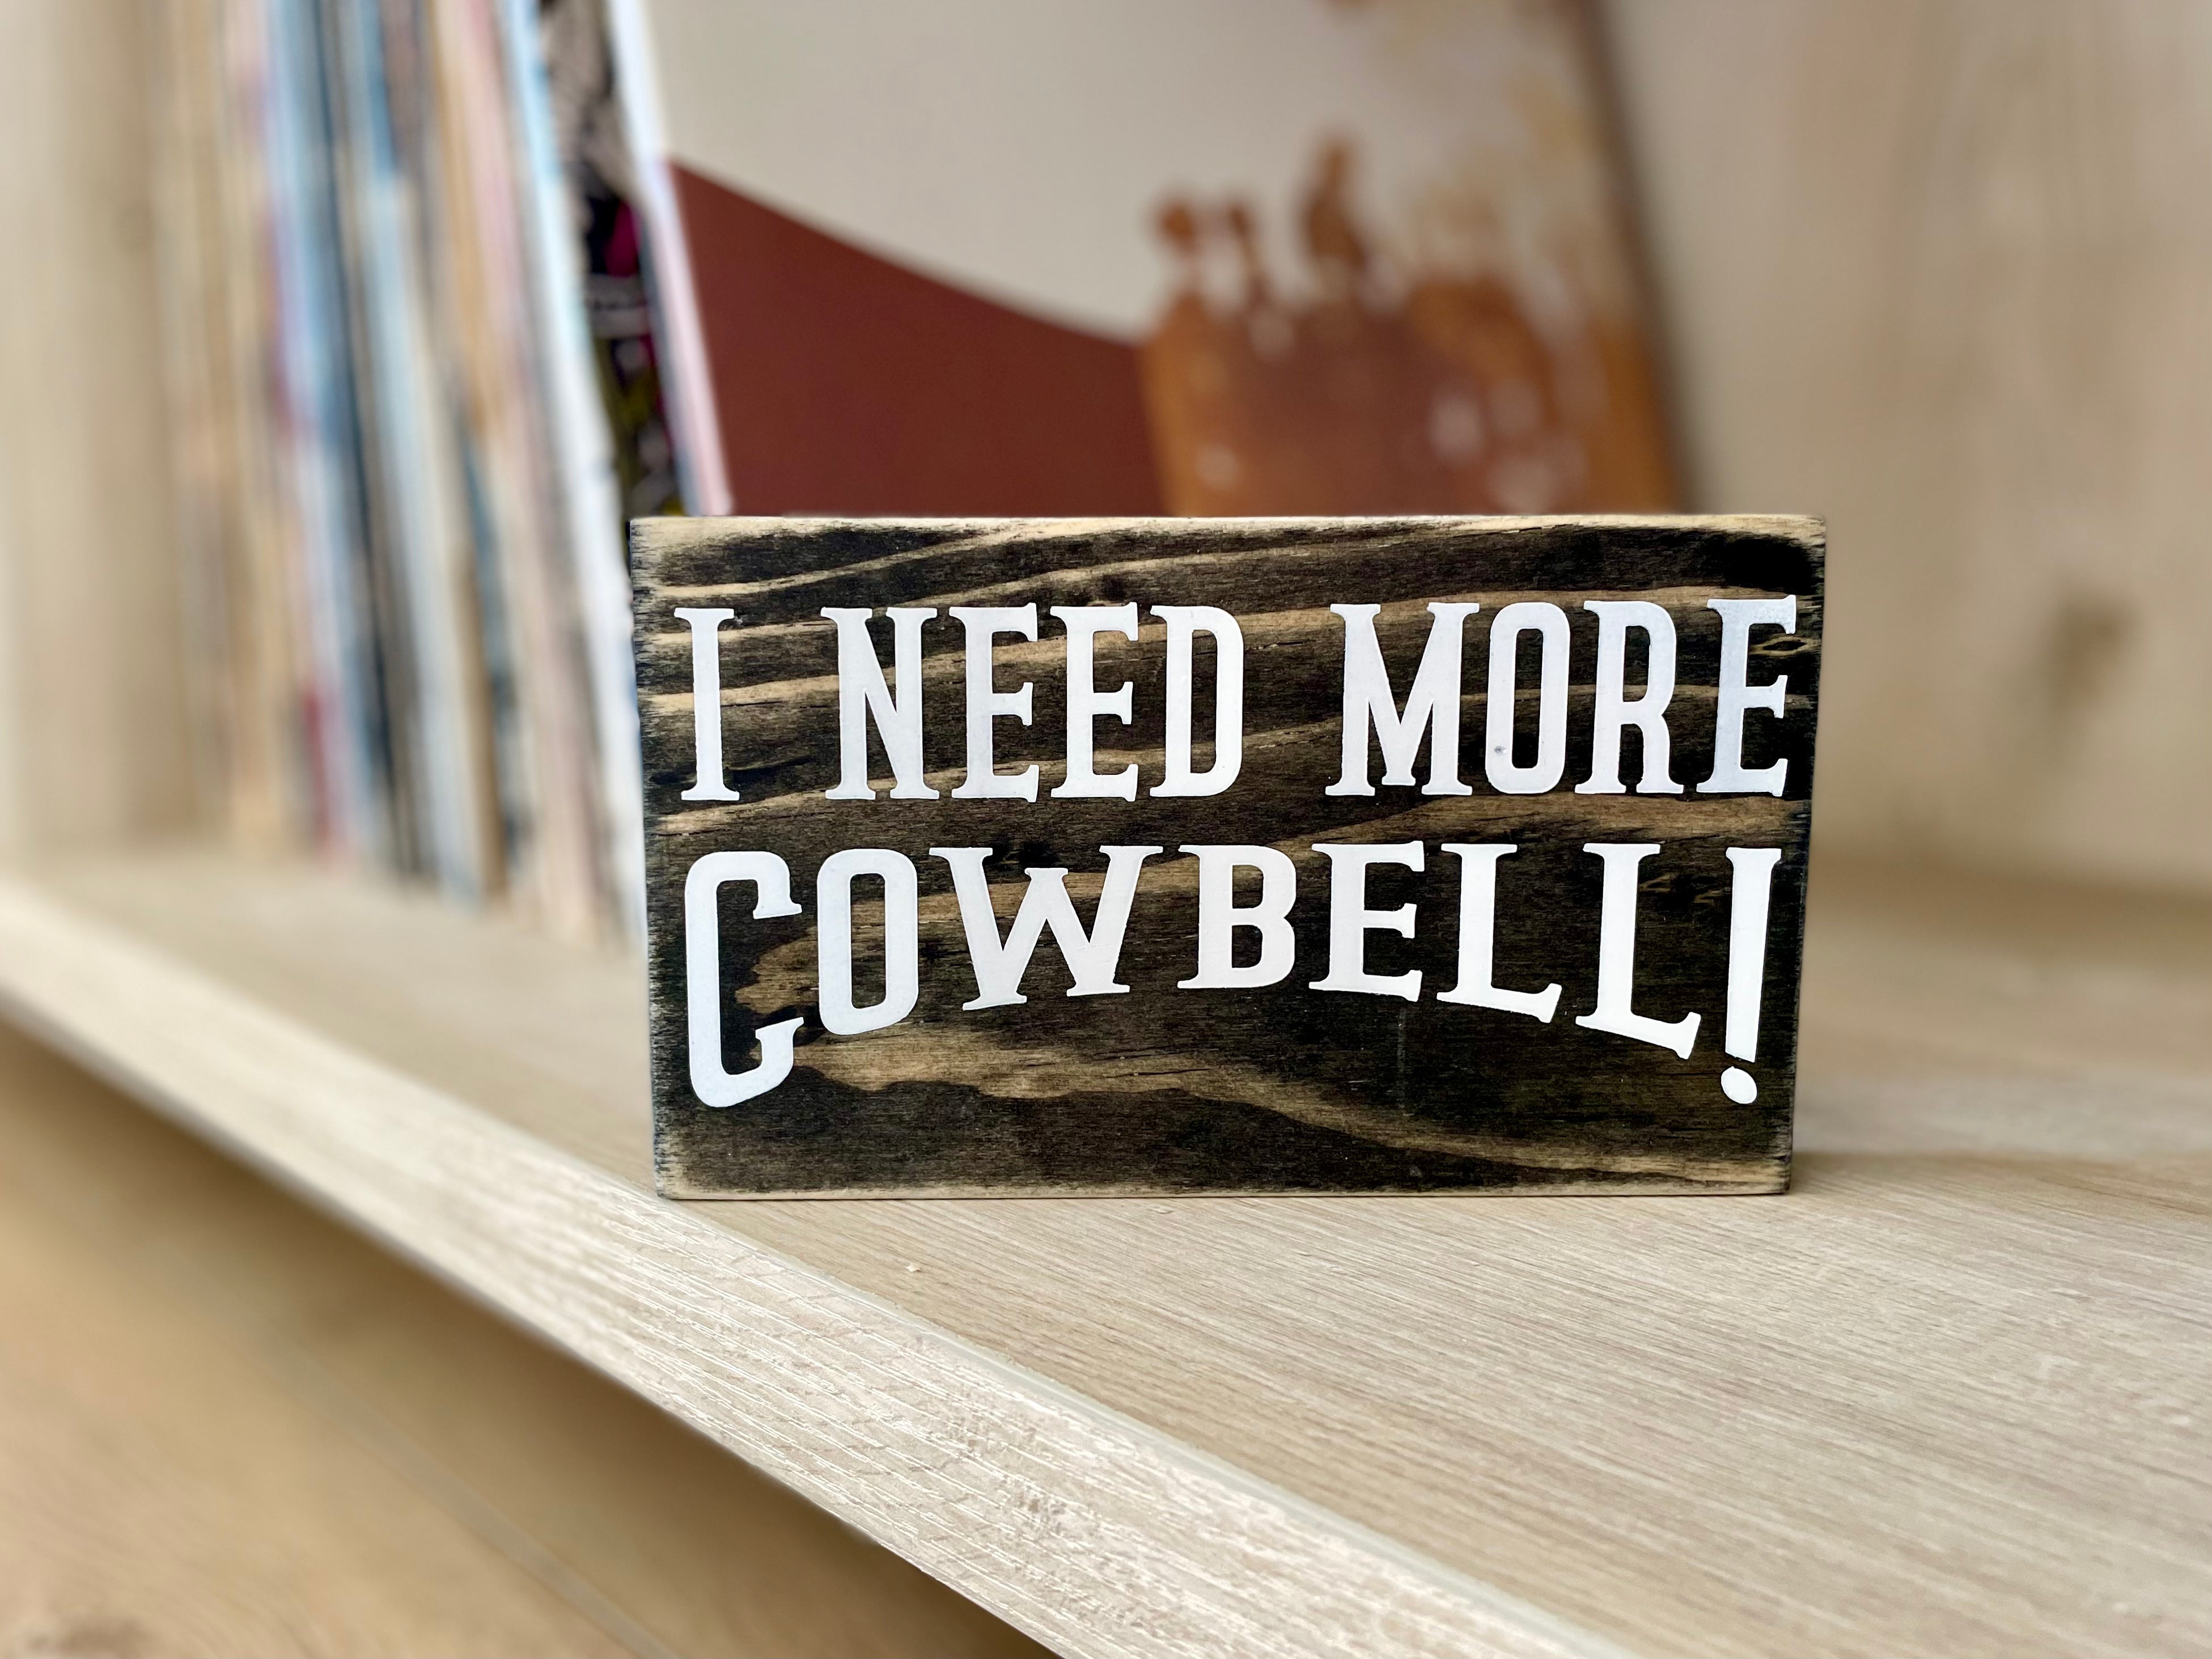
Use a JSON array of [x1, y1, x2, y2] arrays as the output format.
[[632, 515, 1823, 1198]]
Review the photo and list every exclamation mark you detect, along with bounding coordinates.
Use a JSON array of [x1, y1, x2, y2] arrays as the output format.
[[1719, 848, 1782, 1103]]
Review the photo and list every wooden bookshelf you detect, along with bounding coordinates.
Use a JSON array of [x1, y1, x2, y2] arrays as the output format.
[[0, 846, 2201, 1658]]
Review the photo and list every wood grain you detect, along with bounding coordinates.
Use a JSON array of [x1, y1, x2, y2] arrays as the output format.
[[0, 1051, 624, 1657], [0, 1014, 1044, 1658], [2, 847, 2203, 1658], [0, 855, 1613, 1659], [632, 514, 1823, 1196]]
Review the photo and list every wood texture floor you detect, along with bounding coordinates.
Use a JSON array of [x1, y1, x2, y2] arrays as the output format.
[[0, 1019, 1047, 1659], [2, 848, 2203, 1656]]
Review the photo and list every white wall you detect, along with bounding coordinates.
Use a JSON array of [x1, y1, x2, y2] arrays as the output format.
[[1608, 0, 2212, 896]]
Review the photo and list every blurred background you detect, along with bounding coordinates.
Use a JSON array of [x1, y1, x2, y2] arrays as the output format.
[[0, 1, 2206, 1653], [2, 0, 2205, 914]]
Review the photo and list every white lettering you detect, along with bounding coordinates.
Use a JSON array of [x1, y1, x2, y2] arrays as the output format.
[[1327, 602, 1481, 796], [1700, 596, 1796, 796], [949, 605, 1039, 800], [1573, 843, 1700, 1056], [1309, 841, 1424, 1001], [1151, 605, 1244, 797], [815, 848, 920, 1035], [821, 608, 938, 800], [673, 607, 744, 801], [1436, 844, 1561, 1021], [1577, 600, 1681, 795], [1722, 847, 1782, 1061], [931, 845, 1162, 1009], [1483, 601, 1571, 795], [1051, 604, 1139, 800], [683, 850, 803, 1105]]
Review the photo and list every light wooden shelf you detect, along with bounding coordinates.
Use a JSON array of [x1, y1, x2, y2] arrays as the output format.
[[0, 847, 2203, 1658]]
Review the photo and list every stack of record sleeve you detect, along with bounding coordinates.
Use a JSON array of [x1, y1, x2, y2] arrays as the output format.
[[155, 0, 693, 939]]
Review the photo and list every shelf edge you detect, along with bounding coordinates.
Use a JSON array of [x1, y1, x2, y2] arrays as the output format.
[[0, 871, 1627, 1659]]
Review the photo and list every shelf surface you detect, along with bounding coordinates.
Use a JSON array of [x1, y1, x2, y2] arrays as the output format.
[[0, 847, 2204, 1658], [0, 1017, 1044, 1658]]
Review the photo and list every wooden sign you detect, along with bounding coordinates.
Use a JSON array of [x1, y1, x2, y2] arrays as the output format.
[[632, 516, 1822, 1198]]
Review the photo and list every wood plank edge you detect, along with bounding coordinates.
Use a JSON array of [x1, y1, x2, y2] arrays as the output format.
[[0, 871, 1634, 1659], [634, 511, 1824, 541], [656, 1178, 1786, 1199]]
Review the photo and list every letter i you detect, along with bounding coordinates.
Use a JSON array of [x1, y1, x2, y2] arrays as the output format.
[[674, 607, 744, 800]]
